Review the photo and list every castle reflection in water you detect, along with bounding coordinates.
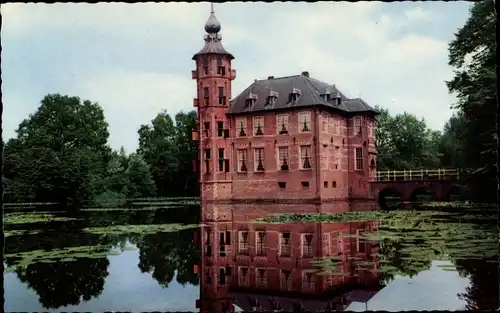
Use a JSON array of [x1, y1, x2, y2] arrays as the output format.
[[195, 202, 384, 312]]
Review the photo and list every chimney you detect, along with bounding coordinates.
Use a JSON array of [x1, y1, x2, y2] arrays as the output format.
[[301, 71, 309, 77], [268, 76, 274, 79]]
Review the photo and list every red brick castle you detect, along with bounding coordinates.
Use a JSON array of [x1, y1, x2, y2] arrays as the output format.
[[192, 6, 379, 203]]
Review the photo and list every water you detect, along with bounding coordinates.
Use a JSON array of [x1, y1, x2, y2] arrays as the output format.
[[4, 201, 498, 311]]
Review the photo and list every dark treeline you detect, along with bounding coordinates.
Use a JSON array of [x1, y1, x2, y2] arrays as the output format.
[[2, 1, 495, 205]]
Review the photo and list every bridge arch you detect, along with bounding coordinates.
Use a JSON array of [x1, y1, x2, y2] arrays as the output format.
[[378, 187, 403, 210], [409, 186, 437, 202]]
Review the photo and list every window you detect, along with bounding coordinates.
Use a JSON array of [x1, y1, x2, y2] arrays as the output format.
[[204, 149, 211, 160], [276, 114, 289, 134], [245, 98, 254, 108], [300, 145, 312, 170], [217, 121, 224, 137], [254, 148, 265, 171], [355, 147, 363, 170], [324, 181, 328, 188], [280, 232, 291, 257], [280, 269, 292, 290], [218, 87, 226, 105], [332, 181, 337, 188], [238, 267, 250, 287], [256, 232, 266, 256], [333, 118, 340, 135], [278, 182, 286, 189], [353, 116, 362, 135], [368, 120, 373, 137], [238, 231, 249, 254], [203, 87, 209, 98], [301, 181, 309, 188], [236, 118, 247, 137], [356, 229, 368, 253], [256, 268, 267, 288], [202, 57, 209, 75], [217, 55, 223, 66], [203, 121, 210, 137], [302, 272, 315, 292], [322, 119, 327, 131], [253, 117, 264, 136], [236, 149, 248, 172], [301, 234, 313, 257], [266, 95, 277, 106], [217, 66, 226, 75], [218, 148, 225, 172], [299, 112, 311, 132], [278, 147, 289, 171]]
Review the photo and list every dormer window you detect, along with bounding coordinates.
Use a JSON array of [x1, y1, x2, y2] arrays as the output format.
[[266, 90, 279, 107], [289, 88, 301, 103], [253, 116, 264, 136], [335, 92, 342, 105], [321, 88, 331, 102], [245, 92, 258, 109]]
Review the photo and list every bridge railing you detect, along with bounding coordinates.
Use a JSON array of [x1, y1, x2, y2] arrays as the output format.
[[373, 168, 460, 182]]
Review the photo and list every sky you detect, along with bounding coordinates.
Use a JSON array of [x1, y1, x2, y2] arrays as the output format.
[[2, 2, 472, 153]]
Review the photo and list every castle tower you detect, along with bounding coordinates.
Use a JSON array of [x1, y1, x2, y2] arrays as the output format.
[[192, 4, 236, 204]]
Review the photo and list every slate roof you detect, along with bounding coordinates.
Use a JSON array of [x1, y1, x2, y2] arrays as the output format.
[[227, 73, 378, 116], [192, 33, 234, 60]]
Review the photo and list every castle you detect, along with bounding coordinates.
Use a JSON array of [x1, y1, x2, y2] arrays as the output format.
[[192, 7, 379, 203]]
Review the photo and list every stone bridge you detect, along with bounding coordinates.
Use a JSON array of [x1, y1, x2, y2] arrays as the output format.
[[369, 169, 461, 204]]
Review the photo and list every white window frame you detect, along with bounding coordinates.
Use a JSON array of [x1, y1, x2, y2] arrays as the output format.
[[236, 118, 247, 137], [236, 149, 248, 173], [255, 268, 267, 288], [300, 233, 314, 257], [238, 266, 250, 286], [254, 147, 265, 172], [299, 145, 313, 170], [301, 271, 315, 292], [276, 114, 289, 134], [298, 112, 312, 133], [355, 147, 363, 170], [238, 231, 249, 254], [253, 116, 265, 136], [277, 146, 289, 170], [255, 231, 266, 255]]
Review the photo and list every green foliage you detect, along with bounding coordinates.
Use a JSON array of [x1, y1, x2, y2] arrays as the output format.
[[137, 110, 198, 197], [445, 0, 497, 203], [375, 106, 442, 170]]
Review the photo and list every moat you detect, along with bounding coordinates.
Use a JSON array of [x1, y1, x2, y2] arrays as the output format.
[[4, 201, 498, 311]]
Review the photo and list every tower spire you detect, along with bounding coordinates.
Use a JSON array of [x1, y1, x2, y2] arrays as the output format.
[[211, 2, 214, 14]]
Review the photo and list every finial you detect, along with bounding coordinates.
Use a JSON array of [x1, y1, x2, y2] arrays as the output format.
[[205, 3, 221, 34]]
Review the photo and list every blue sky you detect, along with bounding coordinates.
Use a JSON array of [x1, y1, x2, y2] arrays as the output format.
[[2, 2, 471, 153]]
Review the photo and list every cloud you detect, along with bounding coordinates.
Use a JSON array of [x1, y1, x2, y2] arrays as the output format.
[[2, 2, 471, 152]]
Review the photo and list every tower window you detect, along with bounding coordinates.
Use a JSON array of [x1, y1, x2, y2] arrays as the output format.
[[218, 87, 226, 105], [217, 55, 223, 66], [218, 148, 225, 172], [203, 87, 209, 105], [217, 121, 224, 137], [355, 147, 363, 170], [353, 116, 362, 135], [217, 66, 226, 76], [203, 121, 210, 137]]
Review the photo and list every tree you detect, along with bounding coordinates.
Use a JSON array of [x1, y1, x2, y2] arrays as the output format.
[[446, 0, 497, 203], [375, 106, 441, 170], [125, 153, 157, 198], [3, 94, 111, 204]]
